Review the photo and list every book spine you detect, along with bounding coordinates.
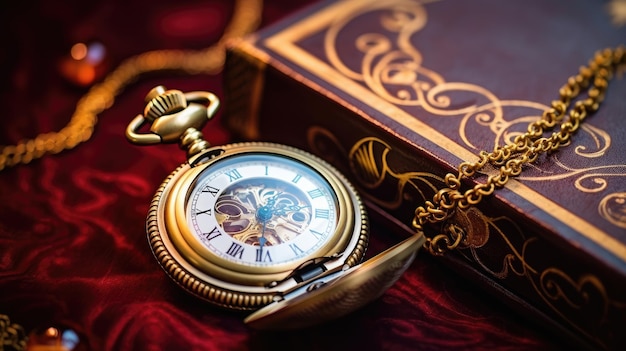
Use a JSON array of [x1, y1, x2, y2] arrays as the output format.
[[223, 44, 626, 351]]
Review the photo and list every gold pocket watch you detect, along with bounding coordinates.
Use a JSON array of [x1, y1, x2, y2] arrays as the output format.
[[126, 86, 424, 329]]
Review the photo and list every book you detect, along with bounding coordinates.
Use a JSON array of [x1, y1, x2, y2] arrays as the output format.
[[222, 0, 626, 349]]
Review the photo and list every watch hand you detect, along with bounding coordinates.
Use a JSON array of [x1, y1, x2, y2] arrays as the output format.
[[273, 204, 309, 217], [256, 203, 273, 248], [259, 220, 268, 250]]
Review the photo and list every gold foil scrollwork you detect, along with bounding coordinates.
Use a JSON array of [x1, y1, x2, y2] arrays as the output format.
[[599, 192, 626, 229], [307, 127, 443, 211], [328, 132, 625, 346], [536, 269, 626, 345], [323, 0, 625, 230], [446, 207, 538, 281], [324, 0, 542, 149], [348, 136, 443, 209]]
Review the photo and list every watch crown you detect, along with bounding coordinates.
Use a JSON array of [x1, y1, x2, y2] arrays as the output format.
[[143, 85, 187, 121]]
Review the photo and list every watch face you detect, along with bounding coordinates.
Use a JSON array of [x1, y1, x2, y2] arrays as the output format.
[[186, 153, 339, 268], [151, 143, 368, 309]]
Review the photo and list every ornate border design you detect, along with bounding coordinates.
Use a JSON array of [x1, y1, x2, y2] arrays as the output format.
[[308, 129, 626, 348], [320, 0, 626, 229]]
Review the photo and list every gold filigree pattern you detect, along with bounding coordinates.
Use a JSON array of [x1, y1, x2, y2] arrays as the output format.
[[348, 137, 443, 206], [322, 0, 625, 230], [599, 193, 626, 229], [308, 128, 626, 348], [307, 127, 444, 210]]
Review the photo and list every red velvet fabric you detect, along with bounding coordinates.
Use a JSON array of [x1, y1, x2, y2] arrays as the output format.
[[1, 1, 562, 350]]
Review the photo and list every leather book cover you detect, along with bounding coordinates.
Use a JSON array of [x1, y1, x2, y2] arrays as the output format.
[[222, 0, 626, 349]]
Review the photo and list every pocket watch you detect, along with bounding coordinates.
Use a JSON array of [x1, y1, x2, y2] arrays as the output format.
[[126, 86, 424, 329]]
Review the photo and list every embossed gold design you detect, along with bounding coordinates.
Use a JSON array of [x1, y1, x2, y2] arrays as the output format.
[[348, 137, 443, 208], [322, 1, 626, 233], [599, 192, 626, 229], [308, 126, 626, 347]]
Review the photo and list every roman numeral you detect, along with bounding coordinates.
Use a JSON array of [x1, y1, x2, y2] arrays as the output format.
[[226, 169, 243, 182], [195, 208, 212, 216], [225, 242, 245, 259], [307, 189, 323, 199], [315, 209, 330, 219], [204, 226, 221, 241], [256, 249, 272, 262], [202, 185, 219, 196], [310, 229, 325, 239], [292, 174, 302, 183], [289, 243, 304, 256]]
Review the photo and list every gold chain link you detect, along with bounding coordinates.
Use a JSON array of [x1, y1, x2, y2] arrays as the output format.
[[0, 0, 262, 171], [0, 314, 27, 351], [413, 46, 626, 255]]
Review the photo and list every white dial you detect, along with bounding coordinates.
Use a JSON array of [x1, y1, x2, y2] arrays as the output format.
[[186, 153, 339, 267], [131, 87, 371, 314]]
